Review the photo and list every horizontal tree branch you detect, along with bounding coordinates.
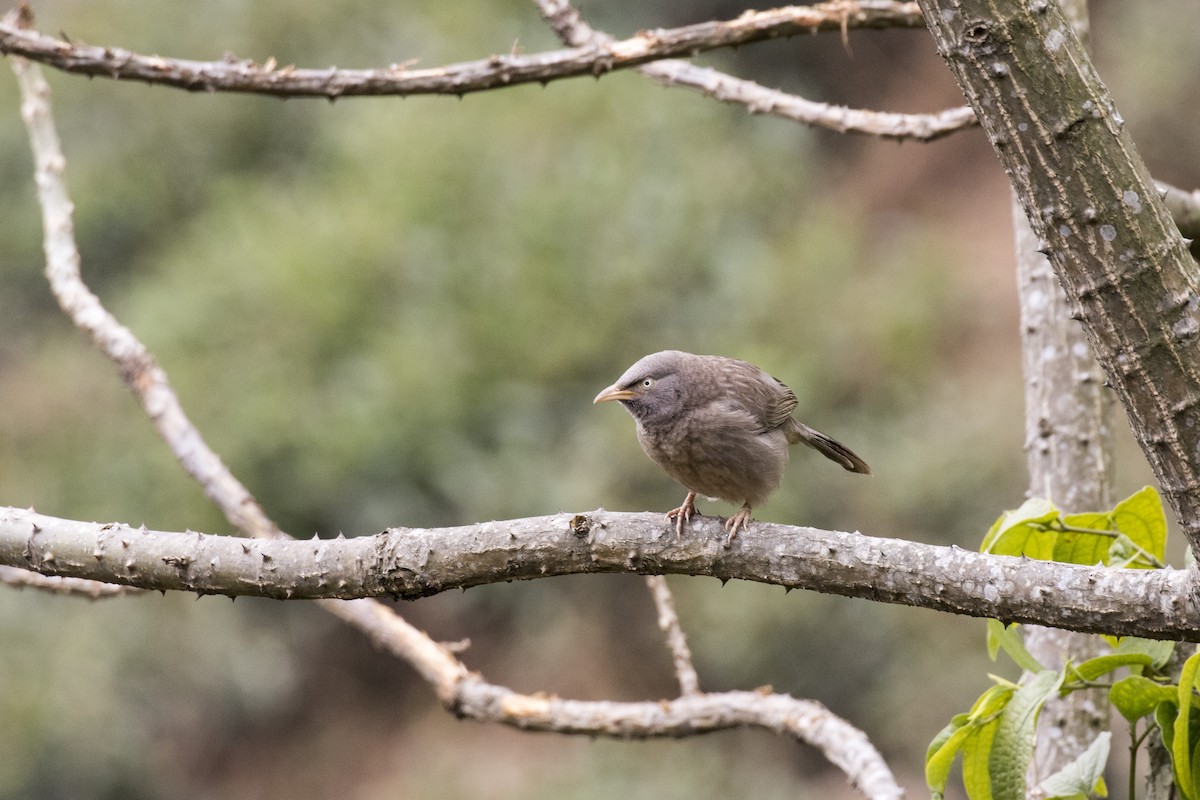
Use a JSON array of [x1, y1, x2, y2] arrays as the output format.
[[3, 506, 1195, 640], [0, 2, 922, 99]]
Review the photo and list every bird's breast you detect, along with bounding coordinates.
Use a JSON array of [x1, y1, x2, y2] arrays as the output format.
[[634, 403, 788, 505]]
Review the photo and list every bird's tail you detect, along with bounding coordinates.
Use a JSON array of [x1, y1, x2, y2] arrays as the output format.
[[784, 419, 871, 474]]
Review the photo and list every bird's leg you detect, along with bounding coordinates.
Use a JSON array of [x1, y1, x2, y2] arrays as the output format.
[[666, 491, 698, 539], [724, 503, 753, 547]]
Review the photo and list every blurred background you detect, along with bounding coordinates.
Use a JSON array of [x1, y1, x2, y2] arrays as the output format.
[[0, 1, 1196, 797]]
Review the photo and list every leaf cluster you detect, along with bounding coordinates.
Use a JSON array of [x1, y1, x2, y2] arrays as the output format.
[[927, 487, 1194, 800]]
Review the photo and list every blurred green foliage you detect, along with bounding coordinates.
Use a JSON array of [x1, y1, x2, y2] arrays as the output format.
[[0, 0, 1194, 798]]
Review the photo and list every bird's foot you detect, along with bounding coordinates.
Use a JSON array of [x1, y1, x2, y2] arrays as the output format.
[[723, 504, 753, 547], [666, 491, 699, 539]]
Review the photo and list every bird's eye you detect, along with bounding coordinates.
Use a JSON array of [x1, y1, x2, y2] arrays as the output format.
[[641, 378, 654, 389]]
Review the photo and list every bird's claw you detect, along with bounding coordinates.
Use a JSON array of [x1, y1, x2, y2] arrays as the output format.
[[666, 491, 699, 539], [723, 505, 753, 548]]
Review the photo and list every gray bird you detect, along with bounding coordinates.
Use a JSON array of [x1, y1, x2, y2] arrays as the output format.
[[594, 350, 870, 545]]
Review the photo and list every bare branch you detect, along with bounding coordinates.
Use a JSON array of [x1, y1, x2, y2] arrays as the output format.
[[534, 0, 978, 141], [641, 62, 977, 141], [644, 575, 701, 696], [2, 507, 1196, 641], [333, 595, 901, 800], [0, 2, 922, 99], [0, 563, 141, 598]]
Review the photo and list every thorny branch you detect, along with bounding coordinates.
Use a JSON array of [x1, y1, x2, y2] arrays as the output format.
[[532, 0, 978, 141], [6, 44, 901, 800], [3, 506, 1199, 642], [915, 0, 1200, 549], [0, 2, 922, 98]]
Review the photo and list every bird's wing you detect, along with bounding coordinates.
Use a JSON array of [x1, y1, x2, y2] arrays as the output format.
[[719, 359, 798, 433]]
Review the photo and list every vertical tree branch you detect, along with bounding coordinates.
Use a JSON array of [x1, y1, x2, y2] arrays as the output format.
[[1011, 4, 1113, 793], [1017, 193, 1113, 789]]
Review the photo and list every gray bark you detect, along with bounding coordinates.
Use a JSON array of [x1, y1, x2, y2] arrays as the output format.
[[3, 506, 1199, 640], [1015, 2, 1112, 793]]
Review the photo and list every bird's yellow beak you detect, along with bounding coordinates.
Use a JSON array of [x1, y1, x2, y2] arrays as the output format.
[[593, 384, 636, 404]]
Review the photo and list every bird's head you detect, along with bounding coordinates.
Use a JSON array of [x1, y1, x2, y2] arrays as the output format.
[[593, 350, 690, 425]]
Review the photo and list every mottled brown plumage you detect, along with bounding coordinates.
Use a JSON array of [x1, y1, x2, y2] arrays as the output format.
[[594, 350, 870, 545]]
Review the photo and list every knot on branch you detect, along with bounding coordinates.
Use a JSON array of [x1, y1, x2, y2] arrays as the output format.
[[957, 19, 1004, 57]]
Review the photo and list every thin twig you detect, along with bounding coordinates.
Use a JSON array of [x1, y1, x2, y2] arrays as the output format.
[[8, 45, 901, 799], [642, 62, 977, 141], [533, 0, 978, 142], [643, 575, 701, 696], [0, 564, 141, 598], [0, 2, 923, 99]]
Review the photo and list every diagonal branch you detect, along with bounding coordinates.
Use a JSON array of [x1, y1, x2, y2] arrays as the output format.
[[2, 507, 1197, 641], [915, 0, 1200, 549], [533, 0, 978, 141], [644, 575, 701, 696], [13, 37, 281, 541], [641, 63, 977, 140], [0, 2, 922, 99]]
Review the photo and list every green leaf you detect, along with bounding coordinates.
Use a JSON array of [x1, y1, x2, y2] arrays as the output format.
[[1071, 652, 1154, 683], [926, 713, 971, 798], [986, 620, 1046, 673], [927, 685, 1016, 799], [1173, 653, 1200, 800], [1115, 637, 1176, 671], [971, 683, 1018, 719], [1110, 675, 1179, 723], [1038, 731, 1111, 799], [962, 715, 1001, 800], [1160, 701, 1179, 751], [989, 670, 1065, 800], [1110, 486, 1168, 567], [1054, 512, 1113, 566], [982, 498, 1059, 556]]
